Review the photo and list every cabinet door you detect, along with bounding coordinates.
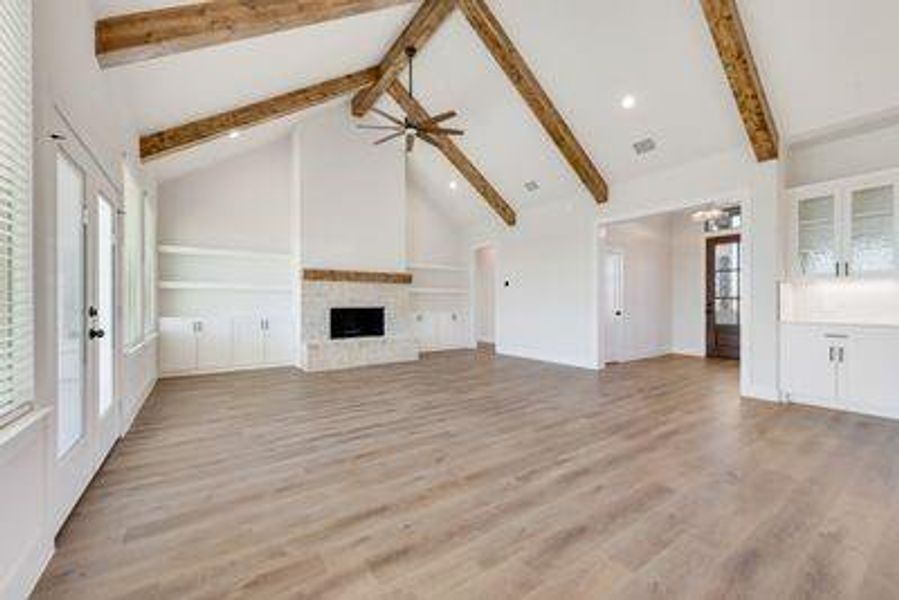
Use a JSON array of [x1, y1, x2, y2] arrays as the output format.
[[844, 181, 897, 277], [781, 325, 838, 406], [159, 318, 196, 374], [196, 317, 233, 371], [413, 312, 435, 351], [232, 316, 264, 367], [795, 193, 840, 278], [842, 331, 899, 419], [263, 314, 295, 365]]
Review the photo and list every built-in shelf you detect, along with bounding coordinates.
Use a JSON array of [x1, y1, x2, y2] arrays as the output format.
[[159, 281, 293, 293], [408, 263, 467, 273], [410, 287, 468, 295], [158, 245, 294, 263]]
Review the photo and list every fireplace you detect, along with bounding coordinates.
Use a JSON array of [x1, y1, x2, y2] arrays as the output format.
[[330, 307, 385, 339]]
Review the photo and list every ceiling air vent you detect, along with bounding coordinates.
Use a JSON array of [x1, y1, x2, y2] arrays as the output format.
[[524, 180, 540, 192], [633, 137, 657, 156]]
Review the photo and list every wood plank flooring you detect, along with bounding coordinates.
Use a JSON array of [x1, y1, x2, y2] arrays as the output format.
[[33, 351, 899, 599]]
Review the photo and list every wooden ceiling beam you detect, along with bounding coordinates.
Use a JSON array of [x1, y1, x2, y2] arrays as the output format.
[[351, 0, 456, 117], [96, 0, 417, 68], [140, 67, 378, 161], [699, 0, 779, 161], [388, 80, 516, 226], [458, 0, 608, 205]]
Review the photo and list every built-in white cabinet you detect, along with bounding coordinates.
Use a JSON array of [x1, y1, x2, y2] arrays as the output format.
[[159, 313, 295, 376], [789, 170, 899, 280], [159, 317, 232, 374], [780, 323, 899, 420], [414, 311, 467, 351], [232, 315, 295, 367], [159, 318, 197, 375]]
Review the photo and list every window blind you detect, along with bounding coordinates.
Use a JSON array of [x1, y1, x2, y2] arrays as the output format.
[[0, 0, 33, 423]]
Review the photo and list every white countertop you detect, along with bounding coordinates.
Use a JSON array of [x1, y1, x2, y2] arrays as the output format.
[[781, 320, 899, 329]]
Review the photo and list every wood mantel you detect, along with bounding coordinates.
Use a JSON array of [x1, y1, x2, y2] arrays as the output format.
[[303, 269, 413, 285]]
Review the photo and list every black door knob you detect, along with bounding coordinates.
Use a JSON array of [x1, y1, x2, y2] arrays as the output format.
[[89, 328, 105, 340]]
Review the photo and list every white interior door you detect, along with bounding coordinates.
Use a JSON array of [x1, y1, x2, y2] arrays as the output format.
[[604, 250, 625, 363]]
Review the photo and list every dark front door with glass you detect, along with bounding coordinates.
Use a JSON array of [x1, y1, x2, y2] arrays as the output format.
[[706, 234, 741, 360]]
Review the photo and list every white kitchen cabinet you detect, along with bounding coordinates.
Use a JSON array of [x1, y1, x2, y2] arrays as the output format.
[[781, 323, 899, 420], [843, 330, 899, 419], [789, 169, 899, 280]]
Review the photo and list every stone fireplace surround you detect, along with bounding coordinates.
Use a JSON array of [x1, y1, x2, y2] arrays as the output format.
[[299, 269, 419, 372]]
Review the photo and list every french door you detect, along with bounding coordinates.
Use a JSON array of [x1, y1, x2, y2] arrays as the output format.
[[52, 126, 120, 529]]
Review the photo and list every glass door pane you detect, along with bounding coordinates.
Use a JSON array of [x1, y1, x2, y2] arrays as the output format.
[[97, 196, 114, 416], [56, 152, 85, 457], [797, 195, 837, 277], [849, 184, 895, 274], [714, 240, 740, 326]]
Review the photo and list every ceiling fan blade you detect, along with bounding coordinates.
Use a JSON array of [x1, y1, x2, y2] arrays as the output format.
[[374, 131, 404, 145], [416, 132, 441, 148], [357, 124, 402, 131], [372, 107, 405, 127], [423, 111, 457, 125], [406, 134, 415, 153], [420, 126, 465, 136]]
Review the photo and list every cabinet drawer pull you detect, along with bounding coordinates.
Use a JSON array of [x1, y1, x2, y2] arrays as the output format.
[[824, 334, 849, 339], [829, 346, 835, 362]]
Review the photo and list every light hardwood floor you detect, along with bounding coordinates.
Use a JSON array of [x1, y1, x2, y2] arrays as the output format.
[[33, 351, 899, 599]]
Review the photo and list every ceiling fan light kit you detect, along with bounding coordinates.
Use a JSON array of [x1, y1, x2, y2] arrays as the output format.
[[358, 46, 465, 153]]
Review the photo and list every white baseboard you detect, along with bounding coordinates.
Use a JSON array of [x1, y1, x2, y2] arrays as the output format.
[[2, 535, 53, 600], [742, 385, 781, 403], [497, 345, 598, 370], [160, 362, 296, 379], [669, 348, 706, 358], [121, 376, 157, 437]]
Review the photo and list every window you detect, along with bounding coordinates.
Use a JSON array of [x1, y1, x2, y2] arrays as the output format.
[[124, 169, 143, 347], [0, 0, 33, 424], [123, 167, 157, 349], [143, 195, 156, 334], [704, 206, 742, 234]]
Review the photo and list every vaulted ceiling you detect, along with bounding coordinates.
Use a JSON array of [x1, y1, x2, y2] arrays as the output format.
[[92, 0, 899, 225]]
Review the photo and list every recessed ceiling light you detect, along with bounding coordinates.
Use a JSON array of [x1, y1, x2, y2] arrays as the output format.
[[621, 94, 636, 110], [449, 180, 458, 191], [228, 130, 241, 140]]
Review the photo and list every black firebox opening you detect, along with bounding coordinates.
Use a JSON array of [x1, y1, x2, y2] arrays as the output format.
[[330, 307, 385, 339]]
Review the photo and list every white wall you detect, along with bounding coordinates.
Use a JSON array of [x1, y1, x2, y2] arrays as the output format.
[[406, 181, 466, 266], [670, 212, 707, 356], [300, 105, 407, 271], [603, 215, 673, 361], [158, 138, 292, 253], [787, 118, 899, 188], [470, 200, 599, 369]]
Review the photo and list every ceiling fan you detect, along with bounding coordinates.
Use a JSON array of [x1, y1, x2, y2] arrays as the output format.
[[358, 46, 464, 153]]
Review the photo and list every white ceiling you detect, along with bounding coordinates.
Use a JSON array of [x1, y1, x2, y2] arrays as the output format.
[[93, 0, 899, 223], [738, 0, 899, 142]]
